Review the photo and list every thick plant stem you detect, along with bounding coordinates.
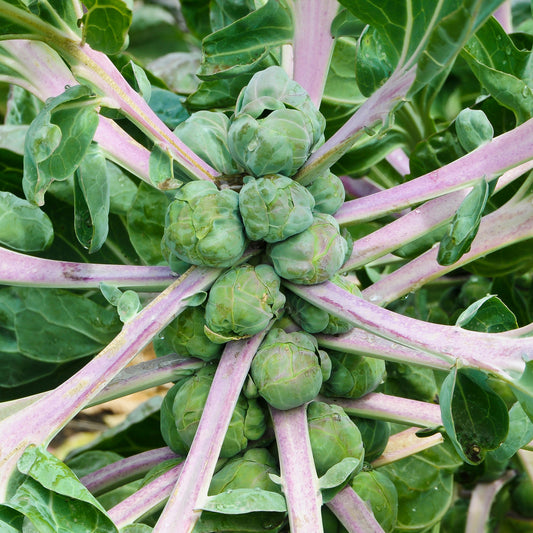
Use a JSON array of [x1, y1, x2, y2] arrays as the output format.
[[0, 247, 175, 288], [335, 118, 533, 225], [153, 330, 270, 533], [0, 266, 220, 500], [363, 196, 533, 305], [81, 447, 179, 495], [271, 405, 323, 533], [290, 0, 338, 107], [327, 486, 386, 533]]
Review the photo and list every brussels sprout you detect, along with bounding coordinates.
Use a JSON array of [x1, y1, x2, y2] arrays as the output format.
[[306, 171, 345, 215], [239, 175, 315, 242], [161, 305, 223, 361], [455, 108, 493, 153], [173, 110, 242, 176], [286, 274, 360, 335], [351, 470, 398, 532], [234, 65, 325, 148], [511, 474, 533, 518], [228, 109, 314, 177], [323, 351, 386, 399], [208, 448, 281, 495], [351, 417, 390, 462], [204, 264, 286, 343], [307, 401, 364, 476], [250, 328, 331, 410], [162, 181, 247, 268], [168, 366, 267, 458], [267, 214, 348, 285], [160, 378, 191, 455]]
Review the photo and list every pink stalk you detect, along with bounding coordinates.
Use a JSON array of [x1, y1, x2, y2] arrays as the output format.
[[290, 0, 338, 107], [327, 485, 386, 533], [0, 266, 221, 499], [363, 197, 533, 305], [385, 147, 410, 177], [81, 447, 179, 495], [286, 281, 533, 378], [271, 405, 323, 533], [153, 330, 270, 533], [493, 1, 512, 33], [108, 463, 184, 529], [335, 119, 533, 225], [0, 247, 175, 288]]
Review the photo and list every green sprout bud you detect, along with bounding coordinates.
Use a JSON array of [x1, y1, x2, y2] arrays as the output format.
[[322, 351, 386, 399], [351, 417, 390, 462], [170, 366, 267, 458], [228, 109, 314, 177], [239, 174, 315, 242], [267, 214, 348, 284], [351, 470, 398, 532], [160, 378, 191, 455], [235, 66, 325, 148], [162, 181, 247, 268], [174, 111, 241, 176], [250, 328, 331, 410], [306, 172, 345, 215], [208, 448, 281, 495], [204, 264, 285, 343], [307, 401, 364, 476], [161, 305, 223, 361], [286, 275, 360, 334]]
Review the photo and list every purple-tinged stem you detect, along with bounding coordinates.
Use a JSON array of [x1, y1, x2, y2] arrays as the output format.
[[295, 67, 417, 185], [0, 247, 175, 288], [340, 176, 382, 199], [493, 1, 512, 33], [286, 281, 532, 377], [327, 485, 386, 533], [341, 161, 531, 271], [321, 393, 442, 428], [385, 147, 410, 177], [81, 447, 179, 495], [68, 44, 219, 183], [153, 330, 270, 533], [363, 197, 533, 305], [465, 470, 515, 533], [335, 119, 533, 225], [290, 0, 338, 107], [317, 327, 452, 370], [0, 266, 221, 500], [271, 405, 323, 533], [108, 463, 183, 529]]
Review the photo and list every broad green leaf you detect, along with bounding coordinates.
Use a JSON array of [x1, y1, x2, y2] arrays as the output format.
[[23, 85, 99, 206], [81, 0, 132, 55], [126, 182, 171, 265], [437, 178, 489, 266], [210, 0, 256, 32], [180, 0, 211, 40], [456, 295, 518, 333], [5, 86, 41, 126], [12, 287, 121, 363], [202, 488, 287, 514], [384, 362, 438, 402], [439, 368, 509, 464], [0, 125, 27, 155], [462, 16, 533, 123], [105, 160, 137, 215], [149, 144, 182, 190], [74, 144, 110, 253], [0, 505, 23, 532], [148, 87, 189, 130], [27, 0, 81, 35], [195, 511, 286, 532], [0, 191, 53, 251], [455, 108, 494, 152], [6, 447, 117, 533], [319, 457, 361, 503], [339, 0, 503, 96], [197, 0, 292, 79]]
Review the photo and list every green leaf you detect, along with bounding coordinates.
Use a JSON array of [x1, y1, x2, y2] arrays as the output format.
[[180, 0, 211, 40], [81, 0, 132, 55], [210, 0, 256, 32], [0, 191, 53, 251], [462, 16, 533, 123], [456, 295, 518, 333], [74, 144, 110, 253], [4, 86, 42, 126], [120, 525, 153, 533], [509, 360, 533, 423], [319, 457, 361, 503], [340, 0, 503, 96], [148, 87, 189, 131], [27, 0, 81, 34], [437, 178, 489, 266], [197, 0, 292, 80], [149, 144, 182, 190], [202, 488, 287, 514], [12, 287, 122, 363], [23, 85, 99, 206], [0, 505, 23, 532], [0, 0, 39, 36], [439, 368, 509, 464]]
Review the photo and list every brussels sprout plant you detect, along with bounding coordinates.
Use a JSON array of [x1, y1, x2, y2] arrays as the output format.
[[2, 1, 533, 532]]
